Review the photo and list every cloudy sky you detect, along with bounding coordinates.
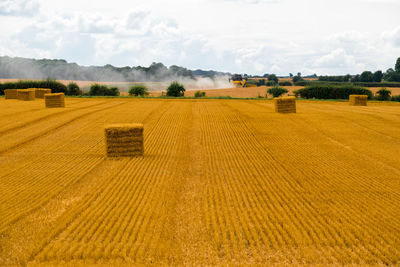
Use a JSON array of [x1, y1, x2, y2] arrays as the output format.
[[0, 0, 399, 75]]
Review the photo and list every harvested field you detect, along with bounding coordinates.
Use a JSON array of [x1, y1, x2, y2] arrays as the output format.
[[0, 97, 399, 265]]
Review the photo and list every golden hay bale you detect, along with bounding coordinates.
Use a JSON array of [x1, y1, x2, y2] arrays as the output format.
[[35, 88, 52, 98], [44, 93, 65, 108], [349, 95, 367, 106], [274, 96, 296, 113], [4, 89, 18, 99], [17, 89, 35, 101], [105, 123, 144, 158]]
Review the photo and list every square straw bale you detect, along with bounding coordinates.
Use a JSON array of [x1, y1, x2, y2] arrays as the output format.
[[349, 95, 367, 106], [274, 96, 296, 113], [4, 89, 18, 99], [35, 88, 52, 98], [44, 93, 65, 108], [17, 89, 35, 101], [105, 123, 144, 157]]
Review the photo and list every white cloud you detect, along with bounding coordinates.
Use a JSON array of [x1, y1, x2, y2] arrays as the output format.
[[0, 0, 39, 16], [219, 0, 281, 3], [0, 0, 399, 76], [313, 49, 359, 69], [382, 26, 400, 48]]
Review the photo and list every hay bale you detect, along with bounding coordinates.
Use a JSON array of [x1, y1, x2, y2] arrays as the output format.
[[274, 96, 296, 113], [105, 123, 144, 157], [349, 95, 367, 106], [35, 88, 52, 98], [45, 93, 65, 108], [17, 89, 35, 101], [4, 89, 18, 99]]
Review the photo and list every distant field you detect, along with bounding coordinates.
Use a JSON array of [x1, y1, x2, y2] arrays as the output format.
[[184, 86, 303, 98], [0, 97, 399, 265]]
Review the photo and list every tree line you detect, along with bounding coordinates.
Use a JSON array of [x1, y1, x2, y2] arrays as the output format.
[[318, 57, 400, 83], [0, 56, 194, 82]]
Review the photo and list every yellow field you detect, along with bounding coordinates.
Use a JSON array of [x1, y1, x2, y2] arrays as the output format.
[[0, 97, 399, 266]]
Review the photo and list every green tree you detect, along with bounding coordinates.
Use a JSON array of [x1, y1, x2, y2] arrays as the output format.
[[267, 74, 278, 84], [372, 71, 383, 82], [292, 76, 304, 83], [387, 72, 400, 82], [351, 74, 360, 82], [360, 71, 373, 82], [166, 81, 185, 97], [129, 85, 149, 96], [395, 57, 400, 72], [107, 87, 120, 96], [267, 86, 288, 97], [257, 79, 266, 86], [66, 82, 81, 95], [89, 84, 107, 95], [89, 84, 119, 96]]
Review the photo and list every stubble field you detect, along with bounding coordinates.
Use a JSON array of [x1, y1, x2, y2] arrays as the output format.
[[0, 97, 399, 266]]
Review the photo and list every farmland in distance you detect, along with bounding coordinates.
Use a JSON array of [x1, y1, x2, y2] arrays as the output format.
[[0, 97, 399, 265]]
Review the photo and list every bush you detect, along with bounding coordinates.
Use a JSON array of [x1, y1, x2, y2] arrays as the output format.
[[391, 95, 400, 102], [292, 76, 304, 83], [244, 79, 259, 87], [278, 81, 292, 86], [108, 87, 120, 96], [353, 82, 400, 87], [129, 85, 149, 96], [266, 80, 276, 86], [66, 82, 81, 95], [267, 86, 289, 97], [293, 90, 301, 98], [194, 91, 206, 97], [295, 81, 400, 87], [294, 80, 308, 86], [0, 79, 67, 95], [89, 83, 120, 96], [376, 88, 391, 101], [257, 79, 266, 86], [166, 81, 185, 97], [295, 84, 373, 99], [318, 75, 351, 82]]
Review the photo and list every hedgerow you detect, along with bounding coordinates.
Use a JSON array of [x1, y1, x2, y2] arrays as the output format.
[[0, 79, 67, 95], [295, 84, 373, 99]]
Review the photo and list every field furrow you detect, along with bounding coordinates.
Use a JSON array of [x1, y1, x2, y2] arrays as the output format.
[[0, 100, 167, 235], [31, 101, 192, 264], [0, 99, 108, 135]]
